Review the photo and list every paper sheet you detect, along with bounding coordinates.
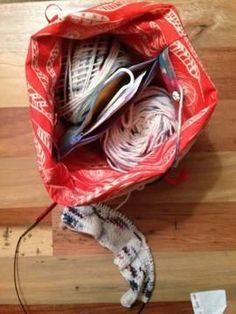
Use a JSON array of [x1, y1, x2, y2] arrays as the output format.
[[191, 290, 227, 314]]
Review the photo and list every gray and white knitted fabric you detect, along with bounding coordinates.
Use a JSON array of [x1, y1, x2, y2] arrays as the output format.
[[61, 203, 155, 308]]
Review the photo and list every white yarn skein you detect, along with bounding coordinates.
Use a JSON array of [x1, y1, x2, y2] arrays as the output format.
[[57, 36, 131, 124], [102, 86, 178, 173]]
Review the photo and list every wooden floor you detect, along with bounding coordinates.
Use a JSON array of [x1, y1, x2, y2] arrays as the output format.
[[0, 0, 236, 313]]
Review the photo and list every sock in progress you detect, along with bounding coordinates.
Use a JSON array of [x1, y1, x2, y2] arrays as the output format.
[[61, 203, 155, 307]]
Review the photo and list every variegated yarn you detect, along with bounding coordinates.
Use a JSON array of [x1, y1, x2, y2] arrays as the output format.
[[56, 35, 131, 124], [102, 86, 178, 172], [61, 203, 154, 308]]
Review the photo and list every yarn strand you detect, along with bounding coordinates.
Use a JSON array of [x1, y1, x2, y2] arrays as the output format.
[[56, 36, 131, 126], [103, 86, 179, 172]]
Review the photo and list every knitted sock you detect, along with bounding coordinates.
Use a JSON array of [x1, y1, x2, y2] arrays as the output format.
[[61, 203, 155, 308]]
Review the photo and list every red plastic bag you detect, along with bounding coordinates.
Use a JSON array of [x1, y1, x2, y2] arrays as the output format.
[[26, 2, 217, 206]]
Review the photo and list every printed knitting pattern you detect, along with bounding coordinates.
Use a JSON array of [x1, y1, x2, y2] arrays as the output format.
[[61, 203, 155, 308]]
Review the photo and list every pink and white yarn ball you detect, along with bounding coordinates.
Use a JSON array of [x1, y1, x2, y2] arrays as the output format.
[[102, 86, 178, 172]]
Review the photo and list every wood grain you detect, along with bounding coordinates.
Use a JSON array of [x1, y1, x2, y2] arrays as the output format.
[[0, 207, 51, 226], [0, 157, 50, 208], [1, 100, 236, 160], [1, 47, 235, 108], [0, 107, 34, 157], [198, 48, 236, 101], [0, 1, 235, 107], [0, 207, 52, 257], [0, 152, 235, 208], [53, 202, 236, 255], [0, 251, 236, 304], [0, 225, 52, 257], [0, 0, 235, 312], [2, 301, 236, 314], [192, 100, 236, 152], [0, 302, 203, 314]]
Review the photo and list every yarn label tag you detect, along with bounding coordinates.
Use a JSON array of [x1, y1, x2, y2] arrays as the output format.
[[190, 290, 227, 314]]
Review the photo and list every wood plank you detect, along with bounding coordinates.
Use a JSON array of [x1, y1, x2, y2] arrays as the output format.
[[192, 100, 236, 152], [1, 301, 235, 314], [0, 207, 51, 226], [0, 251, 235, 303], [0, 152, 235, 208], [0, 1, 94, 108], [0, 47, 234, 107], [0, 157, 50, 208], [0, 0, 235, 312], [141, 151, 236, 203], [0, 226, 52, 257], [0, 302, 194, 314], [0, 1, 235, 107], [0, 0, 234, 53], [0, 207, 52, 257], [2, 46, 232, 107], [53, 202, 236, 256], [0, 101, 235, 160], [179, 0, 236, 48], [197, 48, 236, 101], [0, 107, 35, 157]]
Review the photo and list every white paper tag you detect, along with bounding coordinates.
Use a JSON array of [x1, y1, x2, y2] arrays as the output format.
[[190, 290, 227, 314]]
